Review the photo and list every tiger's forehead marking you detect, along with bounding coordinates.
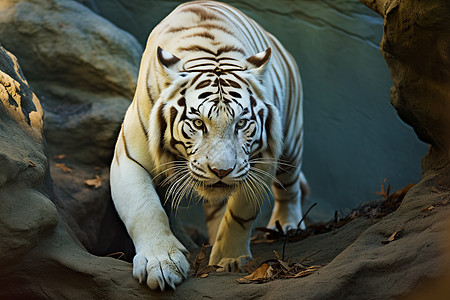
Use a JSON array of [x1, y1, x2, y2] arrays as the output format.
[[182, 49, 246, 73], [184, 69, 251, 120]]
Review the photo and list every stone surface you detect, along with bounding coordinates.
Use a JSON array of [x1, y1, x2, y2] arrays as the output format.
[[361, 0, 450, 152], [0, 0, 143, 254], [0, 43, 145, 299], [0, 45, 58, 266], [0, 0, 143, 164]]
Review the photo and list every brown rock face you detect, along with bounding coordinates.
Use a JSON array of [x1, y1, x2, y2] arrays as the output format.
[[0, 46, 58, 266], [362, 0, 450, 154]]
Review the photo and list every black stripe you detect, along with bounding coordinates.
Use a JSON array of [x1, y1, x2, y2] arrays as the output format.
[[216, 46, 245, 56], [185, 31, 215, 40], [178, 45, 216, 56], [191, 73, 203, 86], [180, 6, 219, 21], [136, 100, 149, 140], [205, 202, 226, 223], [156, 104, 167, 158], [196, 80, 212, 90], [275, 174, 300, 189], [121, 125, 148, 172], [226, 79, 241, 88], [265, 105, 274, 156], [169, 106, 187, 154], [228, 209, 257, 230]]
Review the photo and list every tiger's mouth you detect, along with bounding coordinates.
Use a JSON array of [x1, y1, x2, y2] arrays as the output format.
[[194, 179, 237, 202], [208, 181, 231, 189]]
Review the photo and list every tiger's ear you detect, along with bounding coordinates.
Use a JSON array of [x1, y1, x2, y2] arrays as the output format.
[[245, 47, 271, 76], [157, 46, 184, 79]]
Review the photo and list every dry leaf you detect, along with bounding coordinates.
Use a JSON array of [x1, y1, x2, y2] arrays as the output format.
[[278, 259, 290, 272], [273, 250, 282, 260], [237, 250, 323, 284], [292, 265, 321, 278], [25, 160, 36, 167], [104, 251, 126, 260], [429, 186, 440, 193], [391, 183, 415, 199], [381, 229, 403, 244], [197, 265, 220, 277], [54, 154, 66, 160], [84, 175, 103, 189], [421, 205, 435, 212], [242, 258, 261, 274], [191, 244, 211, 277], [375, 178, 414, 203], [374, 178, 391, 200], [237, 263, 270, 283], [55, 163, 72, 173]]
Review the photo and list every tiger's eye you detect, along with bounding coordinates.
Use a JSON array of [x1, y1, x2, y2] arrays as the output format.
[[236, 119, 247, 129], [193, 119, 204, 129]]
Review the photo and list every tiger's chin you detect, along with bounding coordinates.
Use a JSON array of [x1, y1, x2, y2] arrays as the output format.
[[195, 183, 236, 204]]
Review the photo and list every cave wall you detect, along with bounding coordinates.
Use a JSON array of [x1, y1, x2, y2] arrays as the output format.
[[74, 0, 428, 221]]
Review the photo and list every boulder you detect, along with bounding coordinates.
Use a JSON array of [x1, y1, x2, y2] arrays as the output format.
[[0, 44, 152, 299], [0, 45, 57, 266], [0, 0, 143, 164], [361, 0, 450, 153], [0, 0, 143, 254]]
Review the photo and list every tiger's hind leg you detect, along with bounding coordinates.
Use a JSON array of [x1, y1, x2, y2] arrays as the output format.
[[267, 171, 309, 231]]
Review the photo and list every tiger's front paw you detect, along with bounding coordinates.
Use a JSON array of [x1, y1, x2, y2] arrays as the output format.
[[132, 240, 190, 290], [216, 255, 251, 272], [209, 241, 251, 272]]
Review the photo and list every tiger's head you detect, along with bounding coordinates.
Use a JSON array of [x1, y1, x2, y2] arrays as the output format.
[[149, 46, 282, 205]]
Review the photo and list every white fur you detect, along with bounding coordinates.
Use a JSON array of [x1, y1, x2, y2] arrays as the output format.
[[110, 143, 189, 291], [110, 0, 306, 290]]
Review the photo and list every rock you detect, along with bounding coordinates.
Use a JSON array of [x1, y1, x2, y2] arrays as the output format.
[[0, 45, 58, 266], [0, 0, 143, 255], [0, 0, 143, 164], [0, 0, 140, 98], [0, 44, 150, 299], [361, 0, 450, 153]]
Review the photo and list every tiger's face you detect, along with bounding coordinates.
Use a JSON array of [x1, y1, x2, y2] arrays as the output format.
[[149, 47, 282, 204]]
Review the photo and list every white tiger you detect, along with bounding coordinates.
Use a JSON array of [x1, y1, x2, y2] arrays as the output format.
[[110, 0, 308, 290]]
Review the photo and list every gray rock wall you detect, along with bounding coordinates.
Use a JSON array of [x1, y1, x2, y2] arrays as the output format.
[[76, 0, 427, 221], [0, 0, 143, 164], [0, 0, 143, 255]]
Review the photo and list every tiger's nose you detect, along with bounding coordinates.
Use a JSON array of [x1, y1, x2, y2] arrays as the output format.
[[209, 167, 234, 179]]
